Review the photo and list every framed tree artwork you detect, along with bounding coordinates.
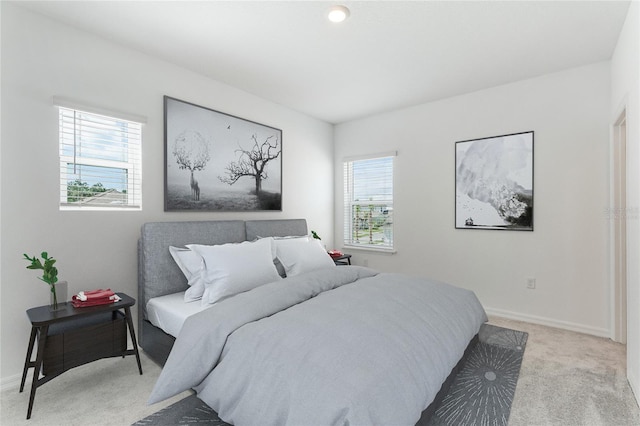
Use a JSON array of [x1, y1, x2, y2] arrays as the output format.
[[164, 96, 282, 211], [455, 131, 534, 231]]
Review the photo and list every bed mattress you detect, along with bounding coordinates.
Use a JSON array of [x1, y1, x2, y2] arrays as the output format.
[[146, 292, 210, 337]]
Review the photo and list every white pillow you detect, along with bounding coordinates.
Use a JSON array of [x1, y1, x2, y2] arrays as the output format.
[[258, 235, 308, 260], [168, 246, 206, 302], [262, 235, 309, 276], [188, 237, 282, 305], [275, 237, 336, 277]]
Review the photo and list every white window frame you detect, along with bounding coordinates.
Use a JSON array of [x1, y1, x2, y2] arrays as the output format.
[[343, 151, 396, 253], [55, 97, 145, 211]]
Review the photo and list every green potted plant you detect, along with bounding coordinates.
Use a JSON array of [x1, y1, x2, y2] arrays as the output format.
[[23, 251, 66, 310]]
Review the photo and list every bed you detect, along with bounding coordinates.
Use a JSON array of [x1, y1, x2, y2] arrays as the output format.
[[138, 219, 487, 425], [138, 219, 309, 364]]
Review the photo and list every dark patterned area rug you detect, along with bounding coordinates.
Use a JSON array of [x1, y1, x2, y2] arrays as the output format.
[[427, 323, 528, 425], [133, 393, 226, 425], [133, 323, 527, 426]]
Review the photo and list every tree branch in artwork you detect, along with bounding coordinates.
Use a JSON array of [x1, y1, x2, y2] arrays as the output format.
[[173, 130, 210, 201], [218, 134, 281, 194]]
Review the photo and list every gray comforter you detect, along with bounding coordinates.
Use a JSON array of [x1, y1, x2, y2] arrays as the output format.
[[148, 266, 487, 426]]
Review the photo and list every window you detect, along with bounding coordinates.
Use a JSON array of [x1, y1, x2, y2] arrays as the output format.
[[57, 102, 143, 210], [343, 152, 395, 251]]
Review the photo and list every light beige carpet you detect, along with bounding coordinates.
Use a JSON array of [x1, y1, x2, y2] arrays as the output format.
[[1, 317, 638, 425], [0, 351, 191, 426], [491, 317, 640, 426]]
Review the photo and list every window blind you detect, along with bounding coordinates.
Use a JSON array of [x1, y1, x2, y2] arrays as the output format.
[[58, 107, 142, 210], [343, 153, 395, 250]]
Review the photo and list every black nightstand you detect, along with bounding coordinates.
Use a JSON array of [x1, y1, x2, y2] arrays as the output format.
[[20, 292, 142, 419], [332, 254, 352, 265]]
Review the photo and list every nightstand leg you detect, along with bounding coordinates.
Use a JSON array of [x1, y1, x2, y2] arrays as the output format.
[[124, 307, 143, 375], [27, 325, 48, 420], [20, 327, 37, 393]]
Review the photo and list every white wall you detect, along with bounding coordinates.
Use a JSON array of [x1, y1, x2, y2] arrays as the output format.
[[0, 3, 334, 386], [335, 62, 612, 337], [611, 0, 640, 403], [0, 1, 4, 392]]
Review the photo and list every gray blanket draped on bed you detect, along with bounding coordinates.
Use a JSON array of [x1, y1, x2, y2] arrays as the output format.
[[148, 266, 487, 426]]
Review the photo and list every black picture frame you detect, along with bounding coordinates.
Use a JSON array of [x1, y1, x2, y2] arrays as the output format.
[[455, 131, 534, 231], [164, 96, 282, 211]]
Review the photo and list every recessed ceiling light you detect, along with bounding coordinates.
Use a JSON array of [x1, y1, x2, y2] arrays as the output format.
[[328, 5, 350, 23]]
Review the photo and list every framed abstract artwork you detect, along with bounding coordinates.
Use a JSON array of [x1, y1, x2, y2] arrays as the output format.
[[164, 96, 282, 211], [455, 131, 534, 231]]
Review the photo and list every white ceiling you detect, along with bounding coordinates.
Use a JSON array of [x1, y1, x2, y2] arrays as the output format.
[[15, 1, 631, 124]]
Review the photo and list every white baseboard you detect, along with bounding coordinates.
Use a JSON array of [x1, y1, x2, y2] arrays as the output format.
[[0, 373, 22, 392], [485, 307, 611, 338]]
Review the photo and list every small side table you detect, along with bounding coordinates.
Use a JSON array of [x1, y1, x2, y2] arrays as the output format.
[[20, 292, 142, 419], [332, 254, 352, 265]]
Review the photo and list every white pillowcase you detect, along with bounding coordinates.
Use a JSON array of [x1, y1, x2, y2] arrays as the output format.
[[258, 235, 308, 259], [263, 235, 308, 276], [168, 246, 206, 302], [188, 237, 282, 305], [275, 236, 336, 277]]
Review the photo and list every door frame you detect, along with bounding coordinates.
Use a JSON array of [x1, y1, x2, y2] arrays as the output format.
[[610, 107, 628, 344]]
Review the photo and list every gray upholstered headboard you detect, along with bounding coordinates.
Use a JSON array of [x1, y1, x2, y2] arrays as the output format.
[[245, 219, 308, 240], [138, 219, 308, 320]]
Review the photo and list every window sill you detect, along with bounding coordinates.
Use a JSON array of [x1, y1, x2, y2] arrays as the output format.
[[342, 245, 396, 255], [60, 205, 141, 212]]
